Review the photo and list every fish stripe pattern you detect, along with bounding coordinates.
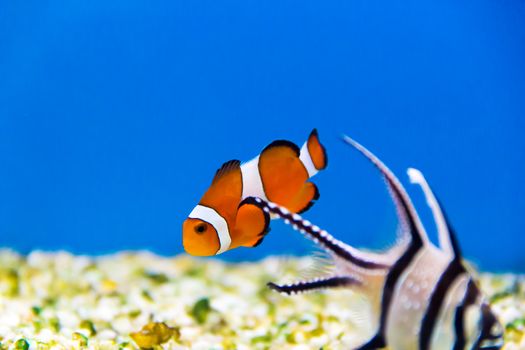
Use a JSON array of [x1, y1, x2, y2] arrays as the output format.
[[452, 280, 479, 350], [419, 261, 466, 350], [241, 156, 267, 201], [360, 240, 422, 349], [343, 136, 426, 348], [299, 142, 319, 177]]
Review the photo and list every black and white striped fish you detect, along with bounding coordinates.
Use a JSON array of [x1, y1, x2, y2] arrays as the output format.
[[253, 136, 504, 350]]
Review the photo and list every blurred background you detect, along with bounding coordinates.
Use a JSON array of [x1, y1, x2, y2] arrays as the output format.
[[0, 0, 524, 271]]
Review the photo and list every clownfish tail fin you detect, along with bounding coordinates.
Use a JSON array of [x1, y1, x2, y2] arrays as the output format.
[[300, 129, 328, 177], [235, 197, 271, 248]]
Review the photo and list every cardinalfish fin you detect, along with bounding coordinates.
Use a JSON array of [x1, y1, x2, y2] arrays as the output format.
[[407, 168, 462, 259], [233, 197, 270, 248], [299, 250, 335, 281], [299, 128, 328, 177], [267, 276, 360, 295], [254, 198, 391, 270], [342, 135, 428, 246], [258, 140, 309, 206]]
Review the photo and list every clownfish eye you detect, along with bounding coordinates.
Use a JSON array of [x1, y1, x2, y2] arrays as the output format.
[[195, 223, 208, 234]]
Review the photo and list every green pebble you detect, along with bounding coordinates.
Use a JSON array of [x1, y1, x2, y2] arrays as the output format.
[[141, 290, 154, 302], [191, 297, 212, 324], [144, 271, 169, 284], [31, 306, 42, 316], [507, 318, 525, 331], [251, 333, 273, 344], [80, 320, 97, 335], [49, 317, 61, 332], [73, 332, 88, 347], [14, 339, 29, 350]]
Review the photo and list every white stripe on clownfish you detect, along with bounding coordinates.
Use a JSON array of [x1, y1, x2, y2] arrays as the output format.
[[299, 141, 319, 178], [240, 156, 267, 201], [188, 205, 231, 254]]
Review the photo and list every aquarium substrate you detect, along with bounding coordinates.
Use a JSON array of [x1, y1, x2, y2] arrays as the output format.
[[0, 250, 523, 349]]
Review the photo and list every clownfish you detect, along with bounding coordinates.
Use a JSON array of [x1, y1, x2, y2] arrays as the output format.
[[254, 136, 503, 350], [182, 129, 327, 256]]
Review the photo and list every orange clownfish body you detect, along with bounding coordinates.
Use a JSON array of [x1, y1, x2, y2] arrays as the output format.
[[182, 129, 327, 256]]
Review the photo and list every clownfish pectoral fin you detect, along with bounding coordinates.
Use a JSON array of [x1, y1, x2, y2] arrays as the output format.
[[286, 182, 320, 214], [259, 139, 309, 206], [234, 197, 270, 248]]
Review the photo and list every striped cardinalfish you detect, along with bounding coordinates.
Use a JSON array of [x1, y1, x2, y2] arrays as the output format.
[[254, 136, 504, 350], [182, 129, 327, 256]]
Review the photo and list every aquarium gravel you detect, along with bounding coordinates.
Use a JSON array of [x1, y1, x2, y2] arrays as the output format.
[[0, 250, 523, 349]]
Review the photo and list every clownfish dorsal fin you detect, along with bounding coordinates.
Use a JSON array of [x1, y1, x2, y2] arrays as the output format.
[[342, 136, 428, 246], [212, 159, 241, 184], [407, 168, 462, 260], [200, 159, 242, 226]]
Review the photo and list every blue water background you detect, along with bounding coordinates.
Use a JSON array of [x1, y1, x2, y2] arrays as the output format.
[[1, 1, 524, 271]]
